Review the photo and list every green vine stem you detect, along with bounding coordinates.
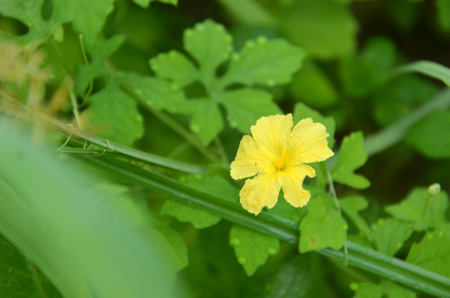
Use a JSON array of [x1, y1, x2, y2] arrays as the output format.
[[79, 154, 450, 298]]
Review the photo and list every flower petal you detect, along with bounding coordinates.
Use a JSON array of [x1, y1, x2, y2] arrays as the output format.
[[278, 164, 315, 208], [230, 135, 274, 180], [239, 172, 280, 215], [286, 118, 334, 165], [251, 114, 293, 159]]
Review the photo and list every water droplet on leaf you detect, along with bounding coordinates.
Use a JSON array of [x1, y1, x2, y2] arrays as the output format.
[[238, 256, 247, 264]]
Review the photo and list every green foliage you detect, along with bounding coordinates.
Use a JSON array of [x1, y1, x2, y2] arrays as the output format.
[[340, 37, 397, 98], [276, 0, 357, 59], [2, 1, 450, 297], [229, 225, 280, 276], [86, 81, 144, 146], [407, 230, 450, 279], [299, 195, 347, 253], [0, 235, 61, 298], [331, 132, 370, 189], [289, 60, 338, 108], [249, 255, 311, 298], [385, 188, 449, 231], [149, 19, 303, 144], [340, 196, 372, 240], [352, 280, 416, 298], [161, 174, 238, 228], [406, 110, 450, 158], [371, 218, 413, 256], [161, 200, 221, 229]]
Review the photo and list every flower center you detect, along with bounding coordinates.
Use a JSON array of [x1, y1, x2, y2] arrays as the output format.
[[274, 158, 284, 169]]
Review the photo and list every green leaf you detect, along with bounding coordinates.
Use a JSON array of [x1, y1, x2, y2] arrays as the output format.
[[331, 131, 370, 189], [229, 225, 280, 276], [220, 37, 305, 87], [340, 37, 397, 98], [293, 102, 336, 148], [289, 60, 338, 108], [150, 50, 198, 87], [436, 0, 450, 31], [0, 1, 44, 41], [86, 35, 125, 77], [407, 230, 450, 279], [251, 255, 311, 298], [86, 81, 144, 146], [0, 235, 62, 298], [53, 0, 114, 45], [385, 187, 449, 231], [217, 88, 281, 134], [372, 218, 413, 256], [395, 60, 450, 87], [121, 73, 186, 113], [299, 194, 347, 253], [352, 280, 417, 298], [0, 119, 177, 298], [186, 99, 223, 145], [277, 0, 357, 59], [132, 0, 177, 8], [340, 196, 372, 241], [161, 200, 221, 229], [405, 110, 450, 159], [183, 19, 232, 86]]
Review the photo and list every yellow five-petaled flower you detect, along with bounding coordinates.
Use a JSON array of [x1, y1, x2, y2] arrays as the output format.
[[230, 114, 334, 215]]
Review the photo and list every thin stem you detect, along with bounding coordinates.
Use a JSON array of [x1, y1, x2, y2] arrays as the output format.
[[78, 34, 94, 105], [327, 170, 348, 265], [364, 88, 450, 156]]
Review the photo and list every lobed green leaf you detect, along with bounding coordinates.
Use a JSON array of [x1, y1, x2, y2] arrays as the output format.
[[385, 187, 449, 231], [331, 131, 370, 189], [299, 194, 347, 253], [150, 50, 198, 87], [217, 88, 281, 134], [220, 37, 305, 88], [229, 225, 280, 276]]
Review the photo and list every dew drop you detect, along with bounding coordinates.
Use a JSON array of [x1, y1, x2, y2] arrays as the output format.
[[194, 173, 203, 181], [267, 247, 277, 256], [170, 83, 179, 91], [238, 256, 247, 264], [428, 183, 441, 196], [230, 237, 241, 247], [257, 36, 267, 44], [191, 124, 200, 132]]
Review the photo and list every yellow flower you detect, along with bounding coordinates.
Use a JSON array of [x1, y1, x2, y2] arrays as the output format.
[[230, 114, 334, 215]]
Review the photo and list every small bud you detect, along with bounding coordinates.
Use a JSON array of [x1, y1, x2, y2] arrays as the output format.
[[428, 183, 441, 196]]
